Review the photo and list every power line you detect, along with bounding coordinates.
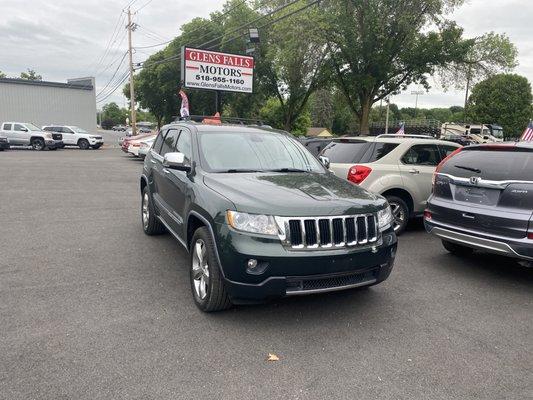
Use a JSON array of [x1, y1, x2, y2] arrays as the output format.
[[91, 13, 127, 74], [96, 71, 130, 103], [134, 0, 154, 13], [95, 52, 129, 98]]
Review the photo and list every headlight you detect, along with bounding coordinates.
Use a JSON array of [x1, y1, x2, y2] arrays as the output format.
[[44, 133, 53, 140], [377, 206, 393, 231], [226, 211, 278, 236]]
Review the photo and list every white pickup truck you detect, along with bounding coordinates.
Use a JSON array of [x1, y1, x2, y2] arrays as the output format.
[[0, 122, 63, 150]]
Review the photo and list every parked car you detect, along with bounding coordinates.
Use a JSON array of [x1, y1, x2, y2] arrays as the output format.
[[128, 135, 156, 157], [0, 135, 10, 151], [0, 122, 63, 151], [138, 137, 155, 159], [321, 134, 461, 234], [298, 138, 334, 157], [425, 142, 533, 264], [138, 126, 153, 134], [113, 125, 127, 131], [121, 133, 154, 153], [42, 125, 104, 150], [140, 122, 397, 312]]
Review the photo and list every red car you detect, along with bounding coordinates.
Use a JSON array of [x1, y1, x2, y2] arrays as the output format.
[[121, 133, 154, 153]]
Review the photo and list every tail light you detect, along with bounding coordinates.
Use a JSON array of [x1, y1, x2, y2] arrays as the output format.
[[432, 147, 463, 186], [347, 165, 372, 185], [424, 210, 432, 220], [527, 232, 533, 240]]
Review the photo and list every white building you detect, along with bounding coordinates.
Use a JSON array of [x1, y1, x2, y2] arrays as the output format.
[[0, 77, 97, 132]]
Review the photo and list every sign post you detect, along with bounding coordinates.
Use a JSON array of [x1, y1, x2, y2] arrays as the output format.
[[181, 46, 255, 96]]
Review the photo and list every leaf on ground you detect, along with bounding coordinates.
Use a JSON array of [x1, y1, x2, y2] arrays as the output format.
[[267, 353, 280, 362]]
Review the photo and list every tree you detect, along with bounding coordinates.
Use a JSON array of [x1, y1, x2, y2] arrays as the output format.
[[101, 102, 128, 126], [20, 69, 42, 81], [309, 89, 334, 129], [325, 0, 473, 134], [259, 97, 311, 135], [0, 71, 6, 78], [468, 74, 532, 139]]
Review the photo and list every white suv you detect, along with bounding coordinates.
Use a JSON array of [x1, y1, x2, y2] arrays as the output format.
[[42, 125, 104, 149], [320, 135, 461, 234]]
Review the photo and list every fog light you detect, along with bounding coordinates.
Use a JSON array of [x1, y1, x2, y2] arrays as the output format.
[[247, 259, 258, 269], [246, 259, 269, 275]]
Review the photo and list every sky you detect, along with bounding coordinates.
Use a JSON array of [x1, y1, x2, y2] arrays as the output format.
[[1, 0, 532, 111]]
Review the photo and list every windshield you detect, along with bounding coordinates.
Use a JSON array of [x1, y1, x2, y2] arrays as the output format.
[[492, 128, 504, 138], [26, 123, 41, 131], [198, 131, 325, 173], [70, 126, 88, 133]]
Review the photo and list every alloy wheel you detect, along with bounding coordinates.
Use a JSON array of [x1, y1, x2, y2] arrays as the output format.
[[389, 201, 406, 233], [142, 192, 149, 230], [192, 239, 210, 300]]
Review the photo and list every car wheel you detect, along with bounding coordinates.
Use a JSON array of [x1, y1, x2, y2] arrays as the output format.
[[385, 195, 409, 235], [190, 227, 232, 312], [78, 139, 90, 150], [31, 138, 45, 151], [441, 240, 474, 256], [141, 187, 166, 235]]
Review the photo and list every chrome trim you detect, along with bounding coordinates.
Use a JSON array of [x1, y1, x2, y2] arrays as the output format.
[[275, 213, 379, 250], [286, 279, 377, 296], [437, 173, 533, 189]]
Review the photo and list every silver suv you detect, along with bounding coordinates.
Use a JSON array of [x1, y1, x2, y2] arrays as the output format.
[[321, 135, 461, 234]]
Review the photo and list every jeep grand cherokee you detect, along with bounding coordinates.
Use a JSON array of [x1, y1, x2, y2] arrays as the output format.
[[140, 121, 397, 312]]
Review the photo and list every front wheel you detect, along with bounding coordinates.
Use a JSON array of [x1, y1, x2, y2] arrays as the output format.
[[190, 227, 232, 312], [385, 195, 409, 235], [141, 187, 165, 235], [442, 240, 474, 256], [91, 144, 102, 149], [78, 139, 90, 150], [31, 138, 45, 151]]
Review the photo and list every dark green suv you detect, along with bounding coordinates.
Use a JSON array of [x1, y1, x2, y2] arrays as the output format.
[[140, 121, 397, 312]]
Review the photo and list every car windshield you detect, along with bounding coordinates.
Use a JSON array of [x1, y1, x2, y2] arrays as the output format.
[[70, 126, 88, 133], [26, 123, 41, 131], [198, 131, 325, 173], [492, 128, 503, 138]]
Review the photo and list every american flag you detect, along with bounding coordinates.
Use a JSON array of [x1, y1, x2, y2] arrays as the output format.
[[521, 121, 533, 141], [396, 122, 405, 135]]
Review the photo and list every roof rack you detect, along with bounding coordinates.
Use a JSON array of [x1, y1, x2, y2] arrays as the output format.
[[376, 134, 436, 139], [173, 115, 267, 126]]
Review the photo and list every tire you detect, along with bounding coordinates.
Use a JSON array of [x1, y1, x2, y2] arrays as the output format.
[[442, 240, 474, 256], [91, 145, 102, 149], [385, 195, 409, 235], [31, 138, 45, 151], [78, 139, 90, 150], [141, 186, 165, 235], [190, 227, 232, 312]]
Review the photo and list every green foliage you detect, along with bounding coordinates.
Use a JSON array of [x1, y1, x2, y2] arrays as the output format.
[[468, 74, 533, 138], [0, 71, 6, 78], [259, 97, 311, 135], [101, 102, 129, 126], [324, 0, 473, 134], [20, 69, 42, 81]]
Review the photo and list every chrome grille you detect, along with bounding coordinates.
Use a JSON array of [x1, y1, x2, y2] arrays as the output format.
[[276, 214, 379, 250], [52, 133, 62, 140]]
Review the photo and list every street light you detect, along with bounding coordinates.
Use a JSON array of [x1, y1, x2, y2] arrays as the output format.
[[411, 90, 424, 118]]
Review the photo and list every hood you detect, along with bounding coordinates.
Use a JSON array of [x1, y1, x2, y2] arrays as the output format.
[[204, 172, 386, 217]]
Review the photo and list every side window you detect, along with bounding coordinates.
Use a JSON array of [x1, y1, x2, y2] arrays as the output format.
[[14, 124, 26, 131], [439, 145, 460, 161], [159, 129, 179, 156], [152, 130, 166, 154], [61, 127, 73, 133], [370, 142, 399, 162], [401, 144, 441, 166], [176, 129, 192, 163], [3, 123, 12, 131]]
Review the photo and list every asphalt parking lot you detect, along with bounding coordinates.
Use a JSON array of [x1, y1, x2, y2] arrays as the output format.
[[1, 147, 532, 400]]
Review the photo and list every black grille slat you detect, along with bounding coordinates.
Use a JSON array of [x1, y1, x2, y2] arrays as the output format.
[[367, 215, 377, 240], [345, 218, 356, 243], [286, 269, 379, 293], [332, 218, 344, 244], [289, 220, 302, 246], [52, 133, 62, 140], [356, 217, 366, 243], [304, 220, 317, 246], [318, 219, 330, 245]]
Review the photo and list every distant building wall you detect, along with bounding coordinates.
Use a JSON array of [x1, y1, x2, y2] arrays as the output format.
[[0, 77, 96, 132]]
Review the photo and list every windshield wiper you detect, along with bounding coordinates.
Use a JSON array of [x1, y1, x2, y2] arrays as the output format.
[[266, 168, 309, 173], [454, 165, 481, 173], [222, 169, 261, 173]]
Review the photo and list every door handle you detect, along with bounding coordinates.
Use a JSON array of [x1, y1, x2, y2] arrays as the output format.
[[150, 159, 156, 164], [462, 213, 475, 219], [408, 169, 419, 174]]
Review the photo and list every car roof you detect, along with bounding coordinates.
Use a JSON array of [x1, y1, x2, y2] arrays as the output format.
[[163, 121, 291, 136], [333, 136, 457, 145]]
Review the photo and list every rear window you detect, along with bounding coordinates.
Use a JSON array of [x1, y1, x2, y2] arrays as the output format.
[[442, 148, 533, 181], [320, 141, 371, 163]]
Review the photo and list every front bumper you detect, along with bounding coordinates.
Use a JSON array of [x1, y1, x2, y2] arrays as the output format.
[[0, 141, 10, 149], [46, 140, 63, 149], [216, 226, 397, 302], [425, 219, 533, 261]]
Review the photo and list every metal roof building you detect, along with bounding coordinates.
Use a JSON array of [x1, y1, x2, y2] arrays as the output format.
[[0, 77, 97, 133]]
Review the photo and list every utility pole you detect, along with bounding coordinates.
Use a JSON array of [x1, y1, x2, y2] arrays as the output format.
[[127, 7, 137, 135], [384, 98, 390, 135], [411, 90, 424, 119]]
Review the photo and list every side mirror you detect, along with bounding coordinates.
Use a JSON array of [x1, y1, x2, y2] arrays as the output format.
[[163, 152, 191, 172], [319, 156, 330, 169]]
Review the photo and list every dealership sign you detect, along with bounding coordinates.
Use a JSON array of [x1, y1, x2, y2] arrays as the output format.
[[181, 47, 254, 94]]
